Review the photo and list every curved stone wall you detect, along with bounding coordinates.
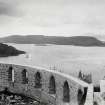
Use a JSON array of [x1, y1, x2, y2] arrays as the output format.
[[0, 63, 89, 105]]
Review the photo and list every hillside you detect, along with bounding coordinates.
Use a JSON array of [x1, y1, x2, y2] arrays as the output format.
[[0, 43, 25, 57], [0, 35, 104, 46]]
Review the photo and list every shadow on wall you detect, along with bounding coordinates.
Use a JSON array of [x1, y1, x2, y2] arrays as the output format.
[[34, 72, 42, 88], [78, 87, 88, 105], [22, 69, 28, 84], [63, 81, 70, 102], [49, 75, 56, 94]]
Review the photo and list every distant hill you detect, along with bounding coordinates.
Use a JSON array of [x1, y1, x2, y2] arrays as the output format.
[[0, 35, 105, 47], [0, 43, 25, 57]]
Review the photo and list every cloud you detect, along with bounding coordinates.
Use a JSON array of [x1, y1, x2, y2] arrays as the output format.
[[0, 0, 22, 17], [0, 0, 105, 36]]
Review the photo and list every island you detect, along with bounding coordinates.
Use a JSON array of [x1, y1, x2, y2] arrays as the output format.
[[0, 43, 25, 57], [0, 35, 105, 47]]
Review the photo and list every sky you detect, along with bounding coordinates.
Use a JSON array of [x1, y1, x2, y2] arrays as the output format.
[[0, 0, 105, 37]]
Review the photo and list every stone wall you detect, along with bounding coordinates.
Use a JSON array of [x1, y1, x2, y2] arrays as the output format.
[[0, 63, 89, 105]]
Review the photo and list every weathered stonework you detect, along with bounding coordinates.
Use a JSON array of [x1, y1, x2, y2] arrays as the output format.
[[0, 63, 89, 105]]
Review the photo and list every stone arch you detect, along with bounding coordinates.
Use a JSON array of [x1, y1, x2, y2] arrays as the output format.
[[22, 69, 28, 84], [8, 66, 14, 82], [35, 72, 42, 88], [63, 81, 70, 102], [49, 75, 56, 94], [77, 88, 87, 105]]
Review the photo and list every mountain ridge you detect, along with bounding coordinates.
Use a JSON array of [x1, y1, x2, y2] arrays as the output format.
[[0, 35, 105, 47]]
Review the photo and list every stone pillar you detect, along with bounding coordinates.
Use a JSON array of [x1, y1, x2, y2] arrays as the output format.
[[100, 80, 105, 103], [84, 84, 93, 105], [100, 80, 105, 94]]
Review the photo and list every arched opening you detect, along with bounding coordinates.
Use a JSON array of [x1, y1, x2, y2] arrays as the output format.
[[78, 89, 83, 105], [63, 81, 70, 102], [94, 86, 100, 92], [35, 72, 42, 88], [49, 75, 56, 94], [77, 88, 87, 105], [22, 69, 28, 84], [8, 66, 14, 82]]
